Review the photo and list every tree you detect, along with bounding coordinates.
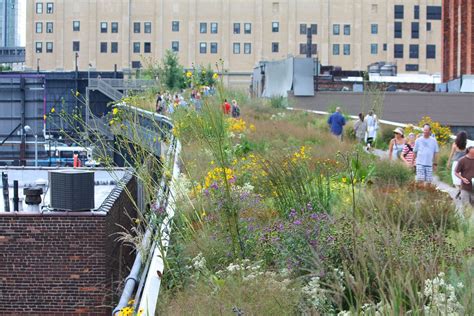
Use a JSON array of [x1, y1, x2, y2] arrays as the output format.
[[158, 50, 187, 91]]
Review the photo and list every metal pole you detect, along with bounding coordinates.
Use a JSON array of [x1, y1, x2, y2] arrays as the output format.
[[2, 172, 10, 212], [34, 134, 38, 167], [13, 180, 18, 212], [19, 77, 26, 166]]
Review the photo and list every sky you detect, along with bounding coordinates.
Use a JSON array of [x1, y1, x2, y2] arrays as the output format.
[[17, 0, 26, 46]]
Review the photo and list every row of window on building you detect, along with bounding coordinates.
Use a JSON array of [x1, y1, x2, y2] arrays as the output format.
[[394, 5, 441, 20], [35, 2, 54, 14], [34, 39, 436, 60]]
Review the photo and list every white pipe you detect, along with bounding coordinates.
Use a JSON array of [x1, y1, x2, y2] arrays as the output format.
[[137, 140, 181, 315], [34, 135, 38, 167]]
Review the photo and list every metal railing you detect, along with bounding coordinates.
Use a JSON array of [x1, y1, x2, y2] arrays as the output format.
[[96, 79, 124, 101], [112, 104, 179, 316], [89, 78, 156, 90]]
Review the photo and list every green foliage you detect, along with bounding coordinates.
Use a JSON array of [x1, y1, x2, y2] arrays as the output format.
[[373, 159, 413, 186], [269, 96, 287, 109], [188, 64, 217, 87], [158, 50, 187, 91]]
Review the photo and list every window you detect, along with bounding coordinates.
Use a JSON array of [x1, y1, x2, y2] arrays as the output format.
[[409, 44, 419, 58], [272, 42, 279, 53], [244, 43, 251, 54], [46, 3, 53, 13], [383, 43, 387, 51], [272, 22, 279, 32], [36, 3, 43, 14], [371, 44, 378, 55], [111, 22, 119, 33], [35, 42, 42, 53], [144, 22, 151, 33], [233, 23, 240, 34], [426, 6, 442, 20], [427, 22, 432, 31], [233, 43, 241, 54], [394, 22, 402, 38], [405, 64, 419, 71], [344, 24, 350, 35], [333, 44, 340, 55], [211, 22, 218, 34], [272, 2, 279, 13], [426, 45, 436, 58], [199, 42, 207, 54], [343, 44, 350, 55], [333, 24, 340, 35], [394, 5, 404, 19], [46, 42, 53, 53], [310, 24, 317, 35], [299, 44, 317, 55], [133, 42, 140, 53], [371, 24, 378, 34], [73, 41, 80, 52], [144, 42, 151, 53], [394, 44, 404, 58], [200, 23, 207, 33], [244, 23, 251, 34], [134, 22, 141, 33], [172, 41, 179, 52], [100, 42, 107, 53], [111, 42, 118, 53], [132, 61, 141, 69], [300, 23, 307, 34], [73, 21, 80, 32], [371, 4, 378, 13], [36, 22, 43, 33], [100, 22, 107, 33], [210, 42, 218, 54], [411, 22, 419, 39], [414, 5, 420, 19], [46, 22, 53, 33], [172, 21, 179, 32]]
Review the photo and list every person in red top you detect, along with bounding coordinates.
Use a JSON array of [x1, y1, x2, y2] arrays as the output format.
[[222, 99, 231, 115]]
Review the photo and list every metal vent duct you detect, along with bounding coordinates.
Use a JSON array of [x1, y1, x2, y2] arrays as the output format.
[[49, 170, 94, 211]]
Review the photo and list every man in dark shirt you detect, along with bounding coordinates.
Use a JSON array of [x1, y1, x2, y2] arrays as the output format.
[[455, 145, 474, 214], [327, 107, 346, 141]]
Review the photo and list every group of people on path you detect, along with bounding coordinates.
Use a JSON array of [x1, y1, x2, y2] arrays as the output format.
[[387, 125, 474, 212], [328, 108, 378, 149], [222, 99, 241, 118]]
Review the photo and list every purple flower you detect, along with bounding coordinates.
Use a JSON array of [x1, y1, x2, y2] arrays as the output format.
[[310, 213, 319, 220], [307, 203, 313, 211], [211, 182, 219, 190], [289, 209, 297, 218], [293, 219, 302, 225]]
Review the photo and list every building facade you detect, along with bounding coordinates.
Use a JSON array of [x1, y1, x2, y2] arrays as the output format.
[[442, 0, 473, 82], [0, 0, 21, 47], [26, 0, 442, 85]]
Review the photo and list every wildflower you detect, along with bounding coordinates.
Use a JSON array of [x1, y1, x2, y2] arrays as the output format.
[[75, 91, 80, 97], [134, 218, 140, 225], [128, 299, 135, 305], [186, 71, 192, 78], [212, 73, 219, 79], [341, 177, 347, 183], [50, 107, 56, 113], [112, 107, 119, 115]]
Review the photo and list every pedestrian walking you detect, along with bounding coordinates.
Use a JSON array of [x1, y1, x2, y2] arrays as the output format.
[[388, 127, 406, 161], [414, 124, 439, 185], [327, 107, 346, 141], [222, 99, 231, 115], [353, 113, 367, 144], [155, 92, 164, 114], [401, 133, 416, 169], [231, 100, 241, 118], [455, 145, 474, 216], [365, 110, 378, 150], [447, 131, 467, 197]]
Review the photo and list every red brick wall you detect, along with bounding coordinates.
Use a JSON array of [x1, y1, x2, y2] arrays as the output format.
[[0, 178, 137, 316], [443, 0, 474, 81]]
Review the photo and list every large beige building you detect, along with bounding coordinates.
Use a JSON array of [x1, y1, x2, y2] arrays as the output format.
[[26, 0, 442, 85]]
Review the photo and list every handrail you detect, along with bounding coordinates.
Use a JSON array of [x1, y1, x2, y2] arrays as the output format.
[[112, 104, 179, 316]]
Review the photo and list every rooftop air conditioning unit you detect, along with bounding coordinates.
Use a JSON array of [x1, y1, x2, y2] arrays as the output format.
[[49, 170, 95, 211]]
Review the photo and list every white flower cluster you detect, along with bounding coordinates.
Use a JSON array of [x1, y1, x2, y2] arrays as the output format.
[[301, 276, 335, 314], [216, 260, 291, 287], [172, 172, 192, 198], [422, 272, 464, 315], [190, 252, 207, 271], [270, 112, 287, 120], [337, 301, 390, 316]]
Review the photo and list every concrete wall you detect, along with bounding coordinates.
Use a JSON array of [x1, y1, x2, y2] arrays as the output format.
[[0, 177, 137, 315], [290, 91, 474, 127]]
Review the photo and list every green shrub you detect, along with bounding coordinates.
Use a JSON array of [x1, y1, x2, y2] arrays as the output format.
[[269, 96, 287, 109], [373, 159, 413, 186]]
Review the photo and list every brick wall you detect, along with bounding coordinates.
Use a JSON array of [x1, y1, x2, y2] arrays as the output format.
[[0, 177, 137, 316], [443, 0, 474, 81]]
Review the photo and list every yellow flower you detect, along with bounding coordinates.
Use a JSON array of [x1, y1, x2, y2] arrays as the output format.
[[212, 73, 219, 79], [75, 91, 80, 97], [50, 107, 55, 113], [109, 119, 115, 126], [134, 218, 140, 225], [342, 177, 347, 183], [186, 71, 192, 78], [112, 107, 119, 115], [127, 299, 135, 305], [201, 210, 207, 217]]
